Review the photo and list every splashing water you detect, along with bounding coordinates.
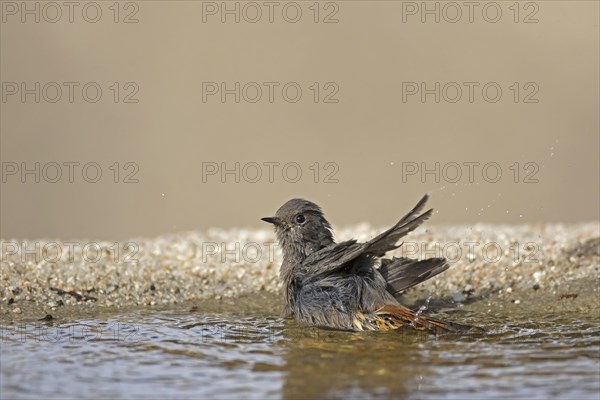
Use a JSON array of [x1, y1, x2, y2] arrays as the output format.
[[411, 295, 432, 327]]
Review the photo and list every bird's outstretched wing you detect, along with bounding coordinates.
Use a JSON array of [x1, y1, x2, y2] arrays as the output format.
[[296, 239, 360, 278], [362, 193, 432, 257], [298, 194, 434, 278]]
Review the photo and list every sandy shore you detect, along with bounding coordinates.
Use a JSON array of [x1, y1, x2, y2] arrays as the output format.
[[1, 223, 598, 316]]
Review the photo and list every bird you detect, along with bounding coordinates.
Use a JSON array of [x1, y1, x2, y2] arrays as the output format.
[[261, 194, 477, 334]]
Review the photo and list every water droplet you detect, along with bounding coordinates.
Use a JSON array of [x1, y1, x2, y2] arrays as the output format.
[[413, 296, 432, 325]]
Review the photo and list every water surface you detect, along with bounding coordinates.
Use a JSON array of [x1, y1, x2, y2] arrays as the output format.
[[1, 292, 599, 399]]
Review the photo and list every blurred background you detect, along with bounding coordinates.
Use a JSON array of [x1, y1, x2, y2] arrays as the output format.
[[1, 1, 598, 240]]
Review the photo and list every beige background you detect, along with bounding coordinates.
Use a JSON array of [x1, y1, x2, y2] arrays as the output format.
[[1, 1, 598, 240]]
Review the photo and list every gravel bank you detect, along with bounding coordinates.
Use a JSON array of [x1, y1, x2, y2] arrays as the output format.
[[1, 223, 598, 314]]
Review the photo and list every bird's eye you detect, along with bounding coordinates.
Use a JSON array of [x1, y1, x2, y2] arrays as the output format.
[[295, 214, 306, 224]]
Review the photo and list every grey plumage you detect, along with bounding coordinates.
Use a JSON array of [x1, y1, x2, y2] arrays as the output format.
[[262, 194, 476, 333], [379, 257, 449, 297]]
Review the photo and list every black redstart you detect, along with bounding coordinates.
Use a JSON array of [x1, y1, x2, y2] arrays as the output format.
[[262, 194, 476, 333]]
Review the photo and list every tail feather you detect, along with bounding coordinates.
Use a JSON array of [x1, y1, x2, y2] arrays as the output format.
[[379, 257, 450, 297], [375, 305, 480, 334]]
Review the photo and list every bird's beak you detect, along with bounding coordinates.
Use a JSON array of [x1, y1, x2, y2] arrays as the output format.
[[261, 217, 280, 225]]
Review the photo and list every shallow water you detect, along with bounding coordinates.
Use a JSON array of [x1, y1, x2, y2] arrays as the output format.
[[1, 294, 599, 399]]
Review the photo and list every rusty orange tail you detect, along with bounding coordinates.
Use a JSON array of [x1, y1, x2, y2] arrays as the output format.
[[375, 305, 480, 334]]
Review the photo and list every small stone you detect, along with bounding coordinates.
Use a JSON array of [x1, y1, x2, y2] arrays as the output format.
[[12, 307, 22, 314], [452, 292, 465, 303], [463, 284, 474, 296]]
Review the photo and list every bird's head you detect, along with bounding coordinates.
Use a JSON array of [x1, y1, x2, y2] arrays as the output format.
[[262, 198, 334, 261]]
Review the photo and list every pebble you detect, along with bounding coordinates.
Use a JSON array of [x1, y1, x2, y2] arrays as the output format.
[[453, 292, 466, 303], [0, 223, 597, 308]]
